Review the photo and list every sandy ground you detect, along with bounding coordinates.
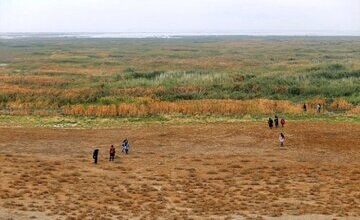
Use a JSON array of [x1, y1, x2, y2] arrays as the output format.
[[0, 121, 359, 220]]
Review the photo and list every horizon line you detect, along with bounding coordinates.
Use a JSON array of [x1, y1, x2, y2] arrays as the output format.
[[1, 31, 359, 38]]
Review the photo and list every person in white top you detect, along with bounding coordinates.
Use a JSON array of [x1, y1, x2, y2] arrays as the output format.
[[316, 103, 321, 113], [279, 133, 285, 147]]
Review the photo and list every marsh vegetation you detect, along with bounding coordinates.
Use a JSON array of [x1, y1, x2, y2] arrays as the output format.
[[0, 36, 359, 117]]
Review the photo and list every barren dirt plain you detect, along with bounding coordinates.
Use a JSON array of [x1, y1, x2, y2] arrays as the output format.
[[0, 121, 359, 220]]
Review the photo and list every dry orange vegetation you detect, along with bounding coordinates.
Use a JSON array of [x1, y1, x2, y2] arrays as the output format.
[[60, 98, 356, 117], [2, 96, 357, 117], [62, 99, 303, 117], [0, 121, 359, 219]]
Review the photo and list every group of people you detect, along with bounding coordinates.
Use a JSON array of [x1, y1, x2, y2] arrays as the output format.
[[302, 103, 322, 113], [268, 115, 286, 148], [268, 115, 285, 129], [92, 139, 130, 164], [273, 103, 324, 148]]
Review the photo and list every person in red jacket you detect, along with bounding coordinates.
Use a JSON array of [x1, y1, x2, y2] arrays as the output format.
[[280, 118, 285, 127], [109, 145, 116, 161]]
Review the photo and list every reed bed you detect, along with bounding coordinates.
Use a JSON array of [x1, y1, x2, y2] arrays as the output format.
[[60, 98, 354, 117], [0, 37, 359, 118]]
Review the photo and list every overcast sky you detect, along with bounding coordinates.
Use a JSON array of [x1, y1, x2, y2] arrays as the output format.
[[0, 0, 359, 34]]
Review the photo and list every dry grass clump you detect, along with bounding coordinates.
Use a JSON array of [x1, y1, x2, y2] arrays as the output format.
[[347, 106, 360, 115], [307, 98, 327, 109], [330, 98, 353, 111]]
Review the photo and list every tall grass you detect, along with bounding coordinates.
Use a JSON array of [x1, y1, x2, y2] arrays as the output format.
[[62, 99, 303, 117], [0, 37, 359, 117]]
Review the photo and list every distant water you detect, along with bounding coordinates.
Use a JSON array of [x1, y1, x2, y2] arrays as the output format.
[[0, 31, 359, 39], [0, 32, 179, 39]]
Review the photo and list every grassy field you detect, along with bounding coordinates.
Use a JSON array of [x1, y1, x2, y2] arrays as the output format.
[[0, 36, 359, 219], [0, 36, 359, 117]]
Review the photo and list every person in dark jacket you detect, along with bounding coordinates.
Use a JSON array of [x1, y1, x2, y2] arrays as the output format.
[[122, 139, 130, 154], [268, 118, 274, 129], [109, 145, 115, 161], [274, 115, 279, 128], [303, 103, 307, 112], [93, 149, 99, 164]]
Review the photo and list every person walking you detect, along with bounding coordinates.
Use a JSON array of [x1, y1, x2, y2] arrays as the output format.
[[280, 117, 285, 127], [279, 133, 285, 147], [93, 149, 99, 164], [303, 103, 307, 112], [121, 139, 126, 153], [268, 118, 274, 129], [109, 145, 115, 161], [122, 139, 130, 154], [316, 103, 321, 113], [274, 115, 279, 128]]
